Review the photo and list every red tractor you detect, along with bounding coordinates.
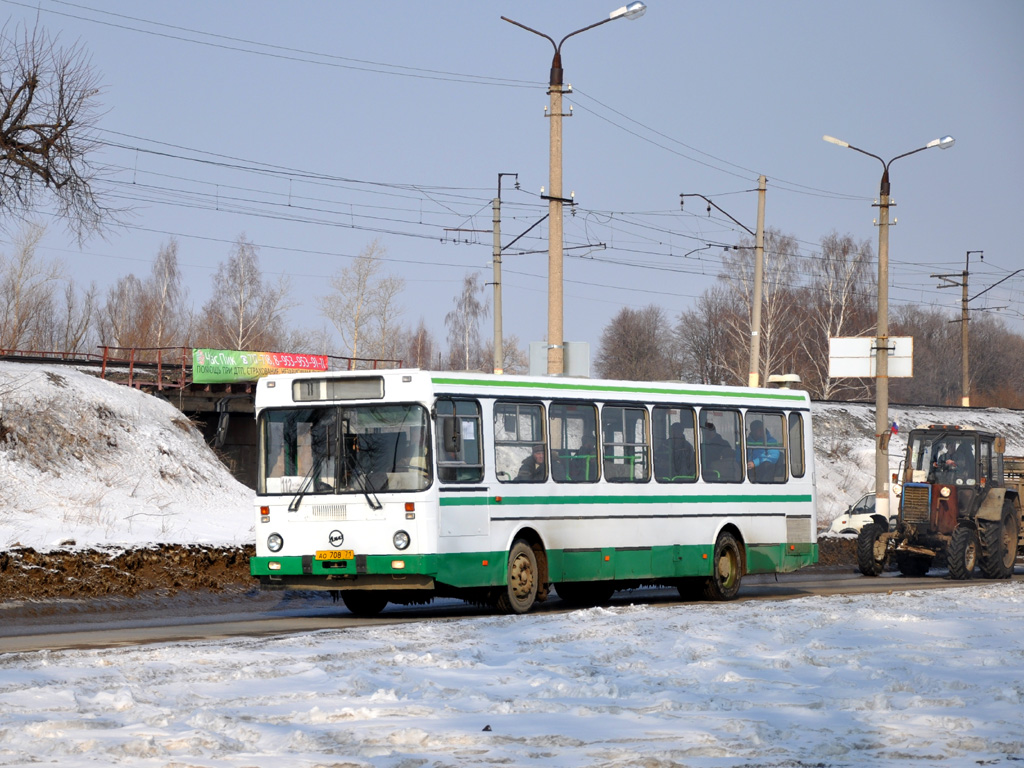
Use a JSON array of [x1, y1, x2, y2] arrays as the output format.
[[857, 424, 1022, 579]]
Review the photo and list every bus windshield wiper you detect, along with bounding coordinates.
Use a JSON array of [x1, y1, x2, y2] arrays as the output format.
[[288, 454, 325, 512], [345, 451, 383, 511]]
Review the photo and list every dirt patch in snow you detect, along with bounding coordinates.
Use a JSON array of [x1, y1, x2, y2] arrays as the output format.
[[0, 544, 256, 601], [0, 540, 857, 602]]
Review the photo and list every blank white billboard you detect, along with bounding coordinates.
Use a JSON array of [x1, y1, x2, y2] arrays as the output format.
[[828, 336, 913, 378]]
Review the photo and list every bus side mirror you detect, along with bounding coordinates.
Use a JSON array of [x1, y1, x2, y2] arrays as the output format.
[[442, 416, 462, 454]]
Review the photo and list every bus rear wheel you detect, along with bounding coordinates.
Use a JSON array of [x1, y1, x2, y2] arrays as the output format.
[[341, 591, 389, 617], [496, 539, 539, 615], [703, 532, 742, 601]]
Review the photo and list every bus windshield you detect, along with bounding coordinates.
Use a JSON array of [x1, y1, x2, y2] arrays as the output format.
[[259, 404, 431, 496]]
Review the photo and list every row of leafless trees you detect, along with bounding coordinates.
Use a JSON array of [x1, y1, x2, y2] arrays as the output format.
[[0, 224, 531, 372], [595, 229, 1024, 407]]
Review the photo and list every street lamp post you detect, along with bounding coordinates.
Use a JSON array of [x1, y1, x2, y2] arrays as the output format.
[[503, 3, 646, 375], [823, 133, 955, 521]]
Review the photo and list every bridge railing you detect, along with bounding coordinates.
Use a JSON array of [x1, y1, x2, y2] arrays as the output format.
[[1, 346, 404, 391]]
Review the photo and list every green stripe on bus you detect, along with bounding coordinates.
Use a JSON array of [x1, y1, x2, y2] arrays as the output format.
[[439, 493, 813, 507], [251, 542, 818, 585], [430, 376, 808, 402]]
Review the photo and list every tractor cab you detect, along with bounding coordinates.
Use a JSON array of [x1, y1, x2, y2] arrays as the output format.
[[898, 425, 1000, 535]]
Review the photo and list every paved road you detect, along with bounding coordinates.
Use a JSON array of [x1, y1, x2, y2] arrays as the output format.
[[2, 567, 1019, 654]]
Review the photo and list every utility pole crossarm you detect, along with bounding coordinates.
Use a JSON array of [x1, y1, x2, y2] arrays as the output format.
[[679, 193, 756, 237]]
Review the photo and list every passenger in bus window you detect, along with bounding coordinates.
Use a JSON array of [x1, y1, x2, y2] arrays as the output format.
[[516, 444, 547, 482], [570, 435, 599, 481], [700, 421, 731, 462], [657, 422, 695, 481], [746, 419, 781, 482]]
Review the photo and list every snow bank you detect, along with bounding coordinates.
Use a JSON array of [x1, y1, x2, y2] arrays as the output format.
[[0, 362, 253, 550]]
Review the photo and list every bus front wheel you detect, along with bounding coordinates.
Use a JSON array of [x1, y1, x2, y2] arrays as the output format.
[[703, 532, 743, 601], [341, 591, 388, 617], [496, 539, 539, 615]]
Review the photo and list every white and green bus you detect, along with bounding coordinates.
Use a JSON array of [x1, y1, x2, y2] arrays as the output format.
[[250, 369, 817, 616]]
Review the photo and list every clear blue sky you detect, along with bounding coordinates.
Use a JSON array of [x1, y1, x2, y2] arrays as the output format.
[[3, 0, 1022, 363]]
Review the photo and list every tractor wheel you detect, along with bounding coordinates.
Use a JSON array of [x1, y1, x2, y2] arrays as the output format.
[[979, 501, 1019, 579], [947, 526, 979, 580], [856, 523, 888, 577]]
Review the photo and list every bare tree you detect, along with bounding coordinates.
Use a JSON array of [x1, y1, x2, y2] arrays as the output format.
[[969, 314, 1024, 408], [676, 285, 742, 385], [595, 305, 676, 381], [401, 319, 436, 369], [149, 239, 187, 348], [366, 271, 405, 363], [318, 239, 405, 363], [444, 273, 489, 371], [718, 229, 800, 385], [481, 334, 529, 375], [796, 232, 875, 399], [0, 221, 60, 349], [0, 23, 115, 240], [0, 222, 99, 353], [96, 238, 189, 355], [197, 234, 292, 350], [52, 279, 97, 353], [890, 304, 960, 405], [97, 272, 146, 349]]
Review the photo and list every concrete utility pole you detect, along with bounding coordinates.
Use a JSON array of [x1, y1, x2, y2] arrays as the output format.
[[492, 173, 518, 375], [824, 133, 955, 522], [492, 195, 503, 375], [679, 181, 766, 387], [935, 255, 1024, 408], [502, 3, 646, 375], [933, 250, 982, 407], [748, 175, 767, 387]]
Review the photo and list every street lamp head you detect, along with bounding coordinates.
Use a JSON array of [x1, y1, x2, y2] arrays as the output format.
[[822, 134, 850, 148], [929, 135, 955, 150], [610, 2, 647, 20]]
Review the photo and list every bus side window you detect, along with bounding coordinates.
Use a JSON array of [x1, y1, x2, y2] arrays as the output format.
[[494, 401, 546, 483], [652, 406, 696, 483], [549, 402, 599, 483], [435, 399, 483, 484], [788, 412, 805, 478], [699, 409, 742, 483], [745, 410, 787, 484], [601, 405, 650, 482]]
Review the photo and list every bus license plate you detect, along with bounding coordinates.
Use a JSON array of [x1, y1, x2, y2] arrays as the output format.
[[315, 550, 354, 561]]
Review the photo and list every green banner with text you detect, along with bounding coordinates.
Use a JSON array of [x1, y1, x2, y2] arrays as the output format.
[[192, 349, 329, 384]]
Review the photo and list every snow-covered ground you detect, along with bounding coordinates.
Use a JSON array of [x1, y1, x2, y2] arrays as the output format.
[[1, 582, 1022, 766], [2, 361, 1023, 767]]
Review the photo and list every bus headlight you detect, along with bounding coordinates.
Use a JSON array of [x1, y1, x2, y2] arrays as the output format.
[[393, 530, 410, 550], [267, 533, 284, 552]]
